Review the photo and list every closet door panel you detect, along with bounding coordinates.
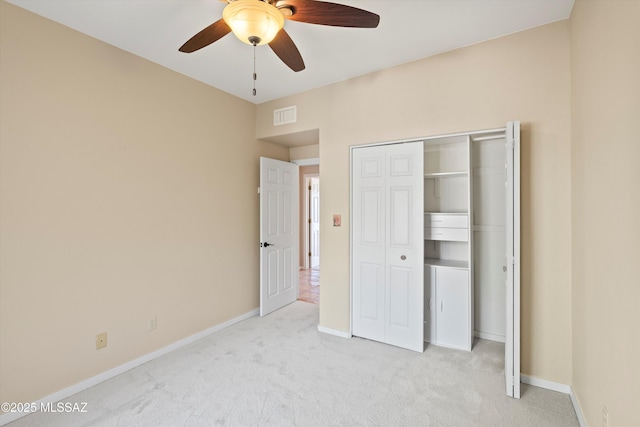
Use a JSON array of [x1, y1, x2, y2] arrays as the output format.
[[388, 266, 411, 328], [360, 262, 384, 321], [361, 188, 383, 244], [352, 142, 423, 353], [385, 142, 424, 352], [352, 146, 386, 341], [389, 187, 412, 247]]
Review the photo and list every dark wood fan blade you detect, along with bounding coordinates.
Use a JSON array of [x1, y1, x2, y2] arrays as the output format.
[[277, 0, 380, 28], [179, 19, 231, 53], [269, 29, 305, 72]]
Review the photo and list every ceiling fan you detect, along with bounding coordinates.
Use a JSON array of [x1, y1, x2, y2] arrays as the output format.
[[179, 0, 380, 73]]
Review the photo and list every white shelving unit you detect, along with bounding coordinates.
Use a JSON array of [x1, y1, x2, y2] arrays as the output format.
[[423, 136, 473, 351]]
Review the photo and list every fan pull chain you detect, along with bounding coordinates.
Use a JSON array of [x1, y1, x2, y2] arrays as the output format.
[[252, 42, 257, 97], [248, 36, 261, 97]]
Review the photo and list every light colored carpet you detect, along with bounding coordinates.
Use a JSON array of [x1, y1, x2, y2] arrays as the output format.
[[10, 301, 578, 426]]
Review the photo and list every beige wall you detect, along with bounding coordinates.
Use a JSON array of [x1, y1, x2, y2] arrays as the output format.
[[290, 144, 319, 161], [0, 1, 288, 404], [258, 21, 573, 384], [570, 0, 640, 425], [9, 0, 640, 420]]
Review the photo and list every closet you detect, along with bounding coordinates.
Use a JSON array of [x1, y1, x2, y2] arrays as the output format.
[[351, 122, 521, 397]]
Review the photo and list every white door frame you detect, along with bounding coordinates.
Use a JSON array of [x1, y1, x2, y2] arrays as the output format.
[[302, 173, 320, 270]]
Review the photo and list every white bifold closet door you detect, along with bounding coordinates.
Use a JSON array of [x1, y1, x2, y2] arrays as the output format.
[[352, 142, 424, 352], [505, 121, 521, 398]]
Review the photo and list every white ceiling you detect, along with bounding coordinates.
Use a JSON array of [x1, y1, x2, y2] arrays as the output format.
[[7, 0, 574, 104]]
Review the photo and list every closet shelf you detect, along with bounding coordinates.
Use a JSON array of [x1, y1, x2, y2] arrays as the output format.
[[424, 258, 469, 269], [424, 171, 468, 178]]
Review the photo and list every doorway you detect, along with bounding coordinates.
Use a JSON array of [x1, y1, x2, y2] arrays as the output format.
[[299, 167, 320, 304]]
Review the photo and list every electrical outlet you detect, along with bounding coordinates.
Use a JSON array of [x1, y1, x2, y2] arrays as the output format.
[[96, 332, 107, 349], [148, 316, 157, 331], [602, 405, 608, 427]]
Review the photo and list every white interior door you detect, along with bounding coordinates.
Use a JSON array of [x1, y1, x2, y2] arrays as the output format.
[[310, 177, 320, 269], [352, 142, 423, 352], [260, 157, 299, 316], [505, 121, 521, 398]]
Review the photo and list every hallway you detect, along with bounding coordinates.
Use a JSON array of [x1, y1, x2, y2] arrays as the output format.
[[298, 269, 319, 304]]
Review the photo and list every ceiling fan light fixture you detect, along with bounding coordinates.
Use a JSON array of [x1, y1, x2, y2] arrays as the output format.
[[223, 0, 284, 46]]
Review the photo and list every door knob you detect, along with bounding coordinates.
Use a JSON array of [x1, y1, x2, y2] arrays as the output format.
[[262, 242, 274, 248], [400, 255, 406, 260], [503, 265, 507, 272]]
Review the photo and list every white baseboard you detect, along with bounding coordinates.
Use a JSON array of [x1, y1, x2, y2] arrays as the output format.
[[520, 374, 571, 394], [317, 325, 351, 338], [474, 330, 505, 343], [569, 387, 587, 427], [520, 375, 585, 426], [0, 308, 259, 427]]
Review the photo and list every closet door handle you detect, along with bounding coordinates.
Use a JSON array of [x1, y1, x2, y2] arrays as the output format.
[[400, 255, 406, 260]]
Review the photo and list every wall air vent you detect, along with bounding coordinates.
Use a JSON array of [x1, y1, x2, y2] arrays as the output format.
[[273, 106, 297, 126]]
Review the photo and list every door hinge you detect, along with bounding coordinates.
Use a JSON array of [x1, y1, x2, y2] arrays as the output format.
[[308, 218, 311, 224], [308, 252, 312, 257], [308, 185, 311, 190]]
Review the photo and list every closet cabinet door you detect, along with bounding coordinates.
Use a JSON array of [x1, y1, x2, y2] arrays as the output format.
[[435, 268, 470, 350]]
